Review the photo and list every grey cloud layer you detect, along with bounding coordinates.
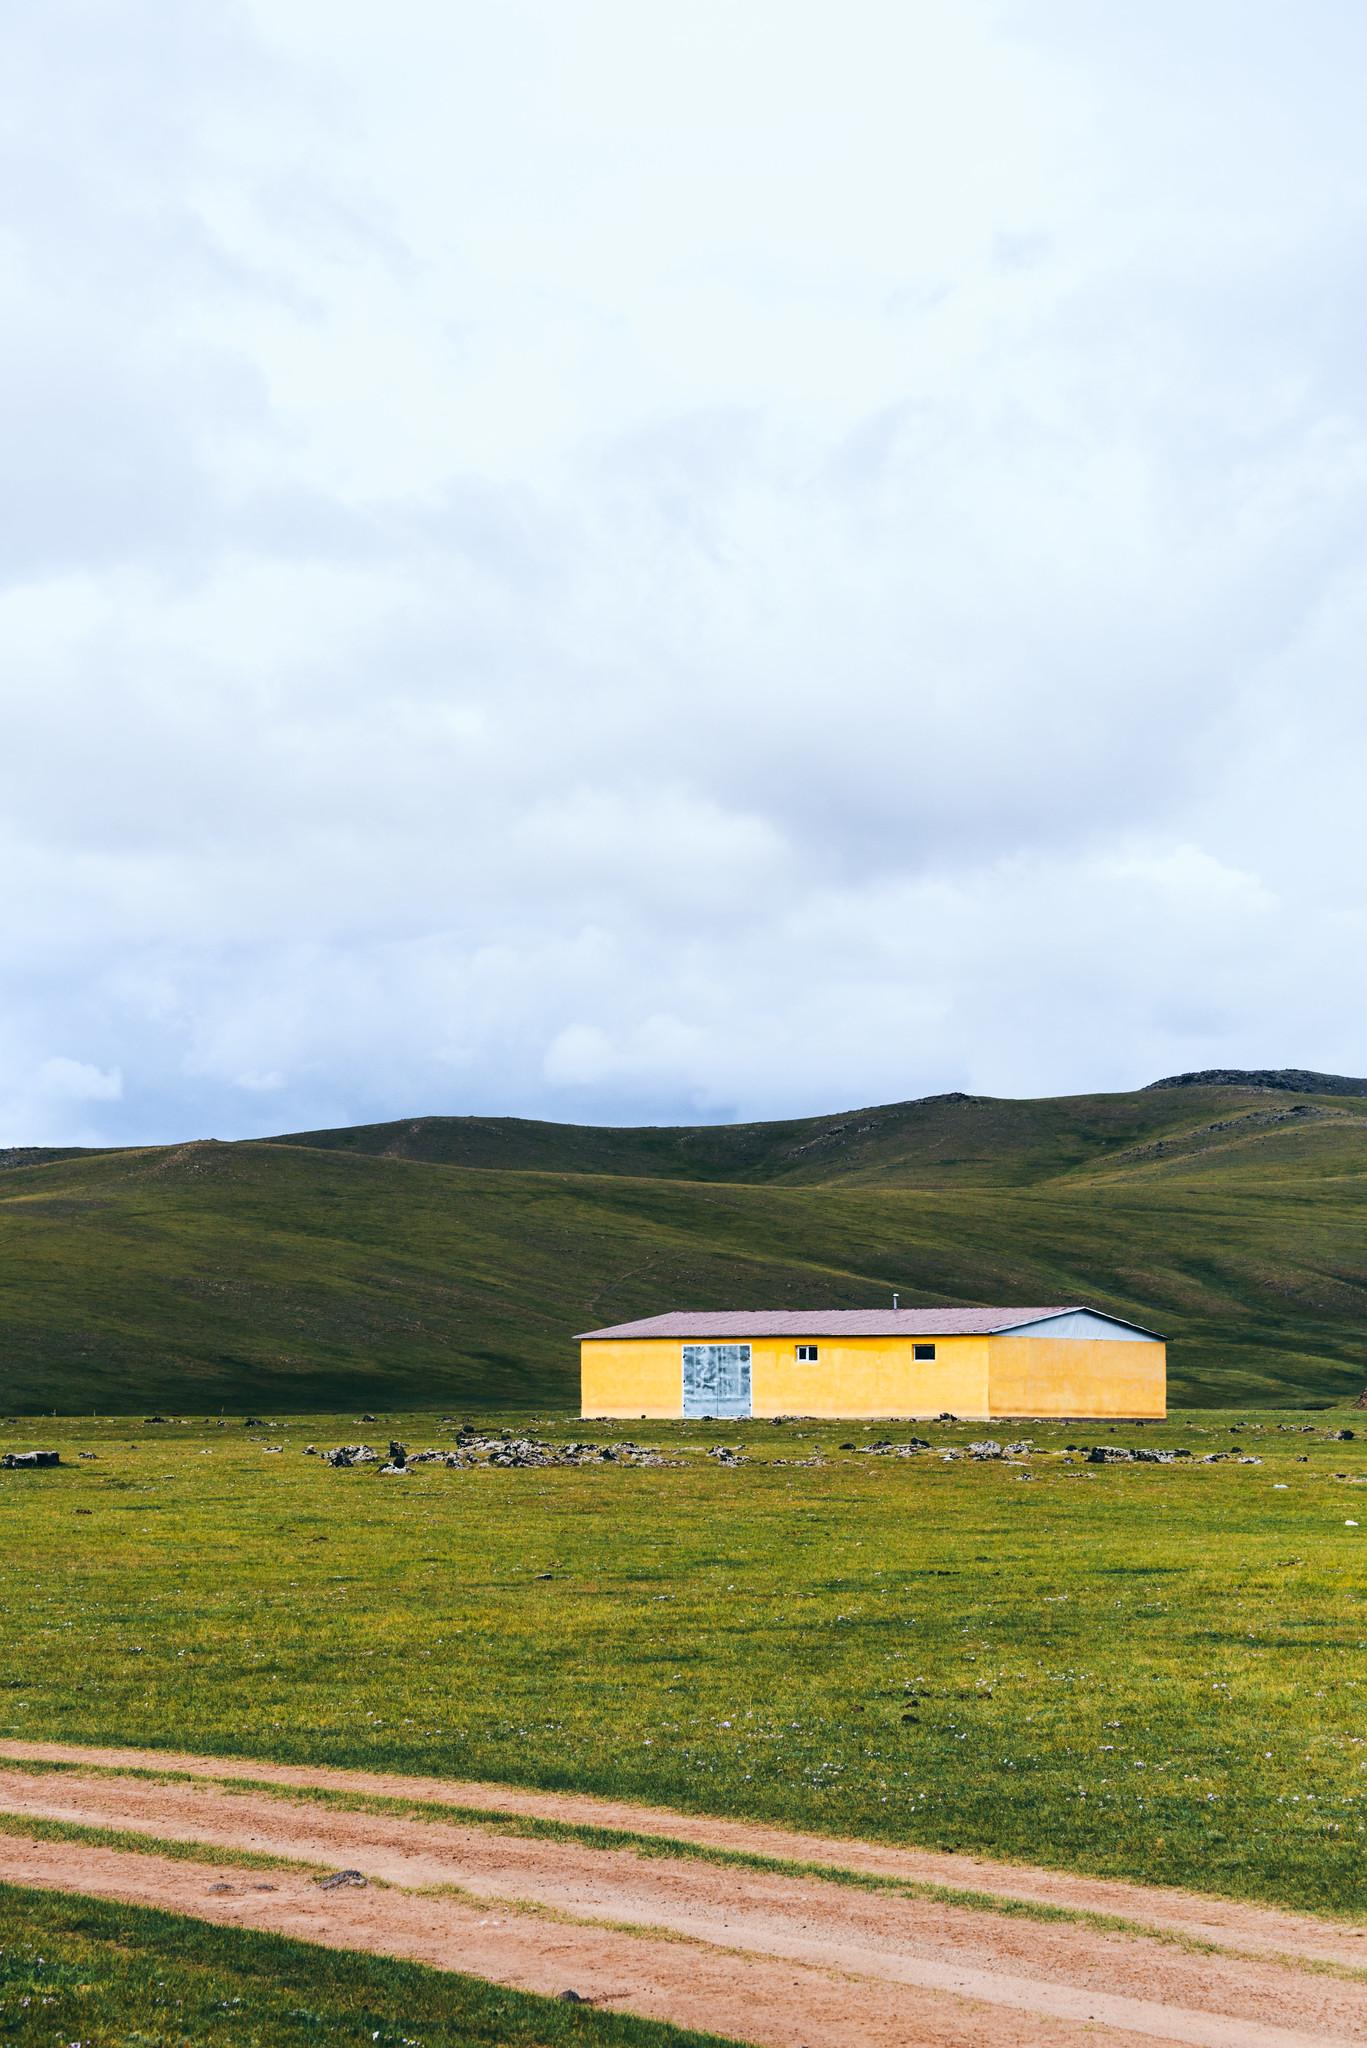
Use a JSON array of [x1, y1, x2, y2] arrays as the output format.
[[3, 0, 1366, 1142]]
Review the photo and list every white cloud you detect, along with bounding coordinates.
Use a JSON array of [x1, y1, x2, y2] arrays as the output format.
[[0, 1056, 125, 1144], [3, 0, 1367, 1142], [37, 1059, 123, 1103]]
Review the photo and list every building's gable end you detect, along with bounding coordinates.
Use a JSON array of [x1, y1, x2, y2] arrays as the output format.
[[994, 1308, 1160, 1343]]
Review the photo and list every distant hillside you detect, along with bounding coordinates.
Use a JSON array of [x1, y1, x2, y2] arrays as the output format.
[[262, 1078, 1367, 1189], [0, 1146, 107, 1170], [2, 1071, 1366, 1415]]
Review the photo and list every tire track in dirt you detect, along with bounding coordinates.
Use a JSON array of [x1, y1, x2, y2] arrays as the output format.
[[3, 1738, 1361, 1969], [0, 1757, 1362, 2046], [0, 1833, 1350, 2048]]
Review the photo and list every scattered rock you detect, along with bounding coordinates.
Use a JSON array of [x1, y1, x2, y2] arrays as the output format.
[[1, 1450, 60, 1468], [1326, 1428, 1356, 1441], [968, 1441, 1004, 1459], [207, 1882, 236, 1895], [303, 1444, 316, 1455], [322, 1434, 675, 1473]]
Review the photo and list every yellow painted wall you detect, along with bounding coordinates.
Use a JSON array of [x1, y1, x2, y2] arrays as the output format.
[[987, 1336, 1166, 1418], [581, 1334, 991, 1419], [579, 1339, 683, 1417], [752, 1336, 990, 1418], [581, 1332, 1167, 1419]]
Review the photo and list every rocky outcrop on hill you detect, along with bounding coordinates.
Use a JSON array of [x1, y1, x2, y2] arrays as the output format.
[[1145, 1067, 1367, 1096]]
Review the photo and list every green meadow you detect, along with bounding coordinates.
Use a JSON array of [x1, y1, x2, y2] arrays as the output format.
[[1, 1409, 1363, 1919]]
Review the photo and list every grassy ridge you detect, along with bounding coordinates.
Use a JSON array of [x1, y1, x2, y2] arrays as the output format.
[[264, 1079, 1367, 1187], [2, 1080, 1366, 1413]]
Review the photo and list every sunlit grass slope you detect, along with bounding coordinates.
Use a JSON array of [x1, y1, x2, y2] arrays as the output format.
[[2, 1098, 1366, 1411]]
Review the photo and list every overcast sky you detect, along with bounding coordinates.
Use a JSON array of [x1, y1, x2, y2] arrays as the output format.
[[5, 0, 1367, 1144]]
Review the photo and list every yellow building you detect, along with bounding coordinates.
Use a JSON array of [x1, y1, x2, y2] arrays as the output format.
[[578, 1306, 1166, 1421]]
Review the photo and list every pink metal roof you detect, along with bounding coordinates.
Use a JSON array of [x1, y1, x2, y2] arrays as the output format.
[[575, 1306, 1132, 1340]]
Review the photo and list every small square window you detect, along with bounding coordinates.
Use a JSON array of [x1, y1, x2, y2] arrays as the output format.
[[796, 1343, 819, 1362], [913, 1342, 936, 1361]]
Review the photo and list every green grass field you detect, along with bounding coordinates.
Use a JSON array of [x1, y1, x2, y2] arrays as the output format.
[[4, 1076, 1367, 1414], [0, 1885, 729, 2048], [1, 1409, 1363, 1918]]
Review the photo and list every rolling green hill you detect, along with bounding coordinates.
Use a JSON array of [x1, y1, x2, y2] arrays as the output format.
[[3, 1072, 1367, 1415], [265, 1071, 1367, 1188]]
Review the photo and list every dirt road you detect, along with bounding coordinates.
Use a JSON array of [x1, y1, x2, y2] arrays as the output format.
[[0, 1741, 1361, 2048]]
